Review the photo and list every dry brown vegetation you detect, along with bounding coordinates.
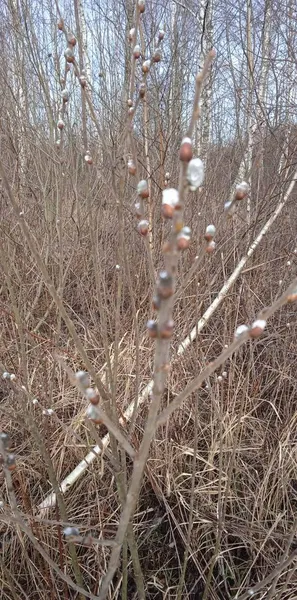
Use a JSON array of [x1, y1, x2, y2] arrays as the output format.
[[1, 0, 297, 599]]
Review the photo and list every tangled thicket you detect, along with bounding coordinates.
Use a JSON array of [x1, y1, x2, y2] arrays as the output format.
[[1, 0, 297, 599]]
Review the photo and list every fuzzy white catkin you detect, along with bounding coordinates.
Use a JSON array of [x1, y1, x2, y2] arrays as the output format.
[[206, 224, 216, 236], [137, 180, 148, 194], [162, 188, 179, 207], [251, 319, 266, 331], [43, 408, 54, 415], [75, 370, 89, 388], [85, 387, 97, 400], [187, 158, 204, 190], [235, 324, 249, 338], [64, 526, 80, 537], [237, 181, 249, 193]]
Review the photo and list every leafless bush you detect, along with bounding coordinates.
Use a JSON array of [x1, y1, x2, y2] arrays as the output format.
[[1, 1, 297, 599]]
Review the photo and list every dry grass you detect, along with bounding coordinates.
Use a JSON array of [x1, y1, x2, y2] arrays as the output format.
[[1, 121, 297, 599]]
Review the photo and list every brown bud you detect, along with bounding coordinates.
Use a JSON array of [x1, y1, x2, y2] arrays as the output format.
[[79, 75, 87, 87], [139, 83, 146, 98], [57, 19, 64, 31], [158, 271, 173, 299], [206, 241, 216, 254], [137, 180, 149, 199], [84, 153, 93, 165], [7, 463, 16, 471], [86, 404, 102, 424], [127, 98, 133, 107], [234, 181, 249, 201], [147, 319, 158, 338], [177, 236, 190, 250], [85, 388, 100, 405], [235, 190, 246, 200], [249, 319, 266, 339], [137, 219, 149, 236], [62, 89, 69, 103], [128, 160, 136, 175], [133, 45, 141, 59], [153, 50, 161, 63], [249, 327, 263, 339], [177, 226, 191, 250], [152, 295, 161, 310], [287, 292, 297, 303], [129, 28, 135, 43], [6, 454, 16, 471], [134, 202, 142, 218], [142, 60, 151, 74], [138, 0, 145, 13], [235, 189, 245, 200], [205, 225, 215, 240], [64, 48, 75, 63], [67, 33, 77, 46], [179, 137, 193, 162], [160, 319, 174, 339], [162, 203, 175, 219], [90, 395, 99, 406]]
